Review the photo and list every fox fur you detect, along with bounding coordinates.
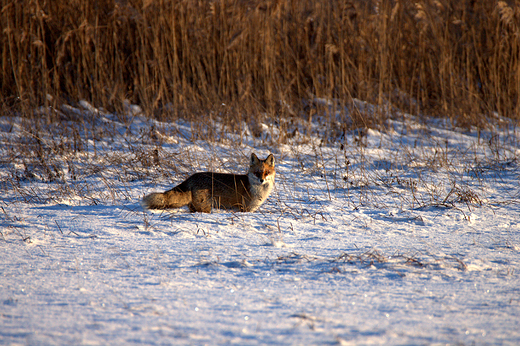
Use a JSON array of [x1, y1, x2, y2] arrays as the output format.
[[142, 153, 275, 213]]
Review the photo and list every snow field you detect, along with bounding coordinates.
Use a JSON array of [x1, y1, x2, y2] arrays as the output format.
[[1, 103, 519, 345]]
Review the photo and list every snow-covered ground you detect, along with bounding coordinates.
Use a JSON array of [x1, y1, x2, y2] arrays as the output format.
[[1, 102, 519, 345]]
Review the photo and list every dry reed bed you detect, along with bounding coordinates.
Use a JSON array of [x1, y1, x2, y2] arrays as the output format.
[[1, 0, 519, 128]]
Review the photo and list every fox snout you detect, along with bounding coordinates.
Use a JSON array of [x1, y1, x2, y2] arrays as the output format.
[[255, 171, 266, 183], [254, 166, 274, 183]]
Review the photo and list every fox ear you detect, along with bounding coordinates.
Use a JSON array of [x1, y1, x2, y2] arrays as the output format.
[[265, 154, 275, 167], [250, 153, 260, 165]]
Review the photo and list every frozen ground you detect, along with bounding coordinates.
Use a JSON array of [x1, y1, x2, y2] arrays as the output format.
[[1, 102, 520, 345]]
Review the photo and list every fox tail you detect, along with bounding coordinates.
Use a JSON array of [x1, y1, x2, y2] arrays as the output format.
[[142, 188, 192, 209]]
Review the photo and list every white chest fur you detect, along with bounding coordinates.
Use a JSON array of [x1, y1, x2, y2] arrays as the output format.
[[247, 173, 275, 211]]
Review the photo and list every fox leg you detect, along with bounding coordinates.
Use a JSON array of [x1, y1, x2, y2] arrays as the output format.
[[189, 190, 212, 213]]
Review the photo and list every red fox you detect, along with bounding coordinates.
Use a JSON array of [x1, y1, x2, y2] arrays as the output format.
[[142, 153, 275, 213]]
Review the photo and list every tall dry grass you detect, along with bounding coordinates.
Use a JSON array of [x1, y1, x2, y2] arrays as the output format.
[[1, 0, 519, 128]]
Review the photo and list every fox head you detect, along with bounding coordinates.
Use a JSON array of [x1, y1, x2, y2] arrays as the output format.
[[250, 153, 275, 184]]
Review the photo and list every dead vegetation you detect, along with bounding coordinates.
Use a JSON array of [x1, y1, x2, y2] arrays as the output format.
[[1, 0, 519, 129], [1, 0, 519, 215]]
